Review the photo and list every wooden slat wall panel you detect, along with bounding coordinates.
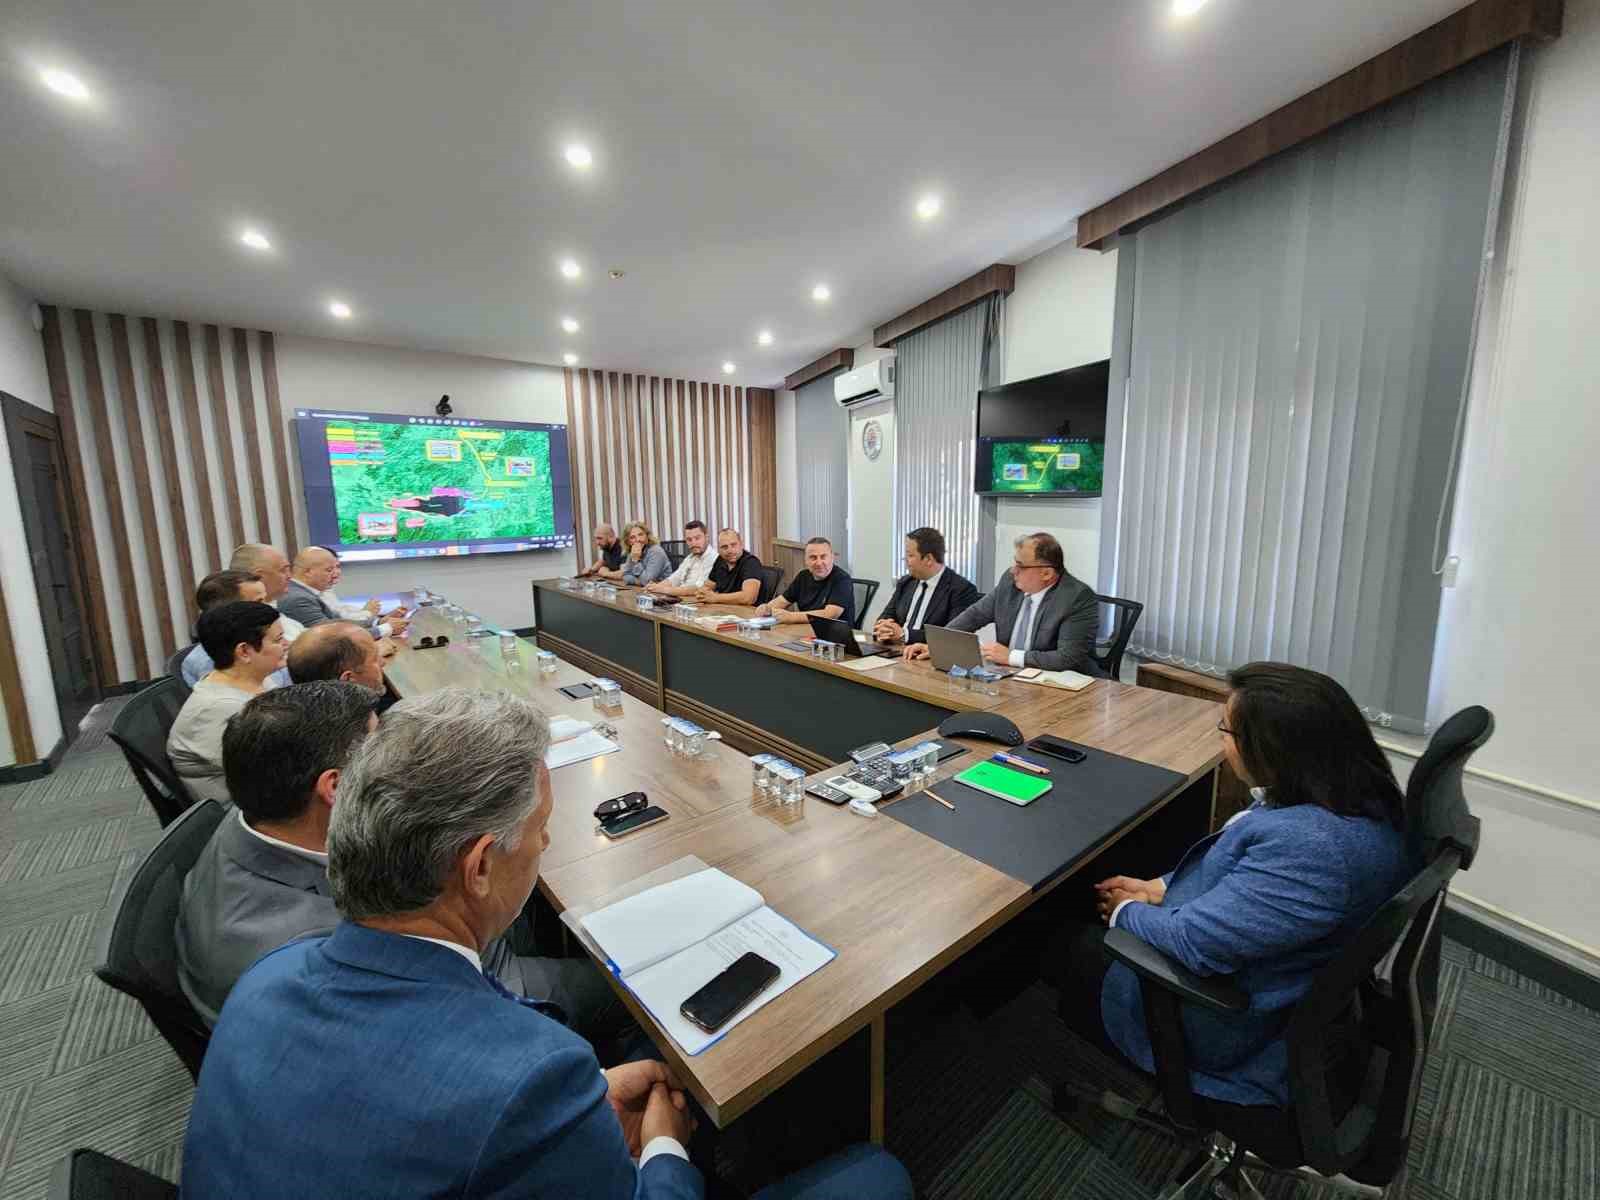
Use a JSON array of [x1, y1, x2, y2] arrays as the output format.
[[232, 327, 271, 544], [141, 318, 199, 627], [259, 332, 296, 558], [748, 388, 777, 561], [173, 322, 221, 569], [108, 315, 176, 660], [203, 324, 246, 548]]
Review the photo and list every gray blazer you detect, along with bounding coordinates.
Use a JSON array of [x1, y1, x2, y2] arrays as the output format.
[[277, 579, 342, 628], [175, 811, 338, 1026], [620, 543, 671, 587], [948, 570, 1104, 675]]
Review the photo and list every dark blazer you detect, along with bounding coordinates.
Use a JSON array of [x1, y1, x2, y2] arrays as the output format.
[[948, 570, 1103, 674], [175, 811, 337, 1026], [881, 568, 982, 645], [276, 579, 342, 628], [182, 923, 703, 1199], [1105, 799, 1413, 1107]]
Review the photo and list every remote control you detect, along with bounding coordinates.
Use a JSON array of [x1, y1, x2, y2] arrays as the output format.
[[848, 741, 894, 764]]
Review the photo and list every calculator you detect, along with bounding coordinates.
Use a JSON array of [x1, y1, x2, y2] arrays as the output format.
[[844, 759, 903, 800]]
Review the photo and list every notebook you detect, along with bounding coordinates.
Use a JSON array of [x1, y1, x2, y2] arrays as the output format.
[[1018, 669, 1097, 692], [953, 760, 1053, 806], [577, 868, 834, 1054]]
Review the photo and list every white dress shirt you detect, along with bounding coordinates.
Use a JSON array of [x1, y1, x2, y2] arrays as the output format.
[[1007, 583, 1055, 668], [904, 567, 945, 633], [270, 602, 308, 642], [322, 586, 386, 627], [237, 809, 328, 865], [663, 547, 717, 590]]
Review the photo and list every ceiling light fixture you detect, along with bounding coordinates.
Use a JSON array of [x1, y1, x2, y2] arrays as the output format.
[[915, 193, 942, 220], [1173, 0, 1209, 16], [564, 143, 593, 169], [722, 362, 736, 375], [328, 300, 353, 319], [560, 259, 582, 279], [563, 352, 579, 366], [812, 284, 831, 303], [757, 330, 774, 346], [39, 67, 91, 102], [239, 229, 272, 251], [561, 316, 580, 333]]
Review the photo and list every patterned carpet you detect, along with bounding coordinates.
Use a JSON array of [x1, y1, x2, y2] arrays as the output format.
[[0, 700, 1595, 1199]]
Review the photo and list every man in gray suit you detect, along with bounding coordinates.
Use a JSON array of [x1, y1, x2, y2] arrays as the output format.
[[905, 531, 1103, 675], [174, 682, 632, 1050], [278, 547, 409, 638]]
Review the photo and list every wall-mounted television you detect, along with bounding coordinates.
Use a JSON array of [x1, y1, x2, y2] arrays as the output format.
[[292, 408, 575, 561], [975, 360, 1110, 497]]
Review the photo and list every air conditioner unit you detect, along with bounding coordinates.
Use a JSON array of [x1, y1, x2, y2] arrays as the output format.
[[834, 356, 895, 407]]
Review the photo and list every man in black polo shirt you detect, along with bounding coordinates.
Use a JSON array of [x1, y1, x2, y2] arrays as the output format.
[[579, 524, 625, 578], [760, 537, 854, 627], [695, 528, 764, 606]]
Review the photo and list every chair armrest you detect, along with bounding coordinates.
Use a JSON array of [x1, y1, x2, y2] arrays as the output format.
[[1103, 927, 1248, 1014]]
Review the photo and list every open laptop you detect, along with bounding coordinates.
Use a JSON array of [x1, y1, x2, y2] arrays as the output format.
[[923, 624, 1018, 677], [806, 614, 894, 658]]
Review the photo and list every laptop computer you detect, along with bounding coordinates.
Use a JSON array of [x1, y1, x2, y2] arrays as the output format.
[[923, 624, 1017, 677], [806, 614, 894, 658]]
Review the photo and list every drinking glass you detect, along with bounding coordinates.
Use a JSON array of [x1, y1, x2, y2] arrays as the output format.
[[499, 631, 518, 661], [750, 753, 776, 793], [948, 665, 969, 693], [596, 680, 624, 715], [535, 650, 557, 676]]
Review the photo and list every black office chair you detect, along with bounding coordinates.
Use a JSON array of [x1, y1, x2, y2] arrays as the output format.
[[108, 678, 196, 828], [660, 539, 688, 570], [755, 565, 784, 606], [850, 578, 880, 631], [50, 1149, 177, 1200], [165, 643, 194, 698], [94, 798, 224, 1082], [1091, 594, 1143, 681], [1053, 706, 1493, 1197]]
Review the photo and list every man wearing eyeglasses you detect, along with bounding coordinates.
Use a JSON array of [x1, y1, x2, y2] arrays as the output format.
[[904, 531, 1103, 675]]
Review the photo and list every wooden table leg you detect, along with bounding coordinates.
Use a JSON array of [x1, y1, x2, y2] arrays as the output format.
[[870, 1014, 886, 1145]]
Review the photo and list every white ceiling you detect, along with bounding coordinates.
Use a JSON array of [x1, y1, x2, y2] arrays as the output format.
[[1, 0, 1467, 388]]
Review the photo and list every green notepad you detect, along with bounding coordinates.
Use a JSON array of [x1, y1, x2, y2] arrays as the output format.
[[953, 760, 1053, 806]]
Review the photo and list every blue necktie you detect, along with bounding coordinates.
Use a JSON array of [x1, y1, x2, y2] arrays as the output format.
[[483, 968, 569, 1027]]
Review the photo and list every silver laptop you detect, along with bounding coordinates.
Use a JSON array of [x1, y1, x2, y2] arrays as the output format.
[[923, 624, 1017, 677]]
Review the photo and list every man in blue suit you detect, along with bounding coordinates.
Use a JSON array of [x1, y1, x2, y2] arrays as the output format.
[[183, 687, 912, 1200]]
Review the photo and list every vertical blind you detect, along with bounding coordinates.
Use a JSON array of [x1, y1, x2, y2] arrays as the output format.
[[794, 373, 849, 561], [892, 296, 1004, 581], [1107, 48, 1515, 733]]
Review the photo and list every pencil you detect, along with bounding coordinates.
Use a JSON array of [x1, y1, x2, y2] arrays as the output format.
[[925, 789, 956, 811], [993, 753, 1049, 776]]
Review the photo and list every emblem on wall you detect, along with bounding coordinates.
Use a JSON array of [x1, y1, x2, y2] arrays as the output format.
[[861, 419, 884, 462]]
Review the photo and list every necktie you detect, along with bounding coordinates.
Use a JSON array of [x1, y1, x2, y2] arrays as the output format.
[[484, 967, 569, 1027], [1013, 594, 1039, 652], [907, 581, 930, 630]]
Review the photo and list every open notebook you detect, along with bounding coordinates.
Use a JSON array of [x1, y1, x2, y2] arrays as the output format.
[[577, 868, 834, 1055]]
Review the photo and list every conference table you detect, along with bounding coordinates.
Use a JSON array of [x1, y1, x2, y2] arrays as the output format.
[[383, 585, 1223, 1143]]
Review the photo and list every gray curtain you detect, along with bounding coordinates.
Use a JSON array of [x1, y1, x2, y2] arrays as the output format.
[[893, 295, 1005, 582], [794, 373, 849, 563], [1103, 47, 1515, 734]]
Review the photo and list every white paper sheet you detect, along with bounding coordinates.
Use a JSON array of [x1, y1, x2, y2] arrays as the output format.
[[549, 716, 593, 743], [544, 730, 620, 771], [623, 905, 835, 1055], [839, 655, 896, 672], [579, 868, 763, 977]]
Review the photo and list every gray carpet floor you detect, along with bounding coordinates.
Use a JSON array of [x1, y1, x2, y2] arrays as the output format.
[[1, 699, 1595, 1199]]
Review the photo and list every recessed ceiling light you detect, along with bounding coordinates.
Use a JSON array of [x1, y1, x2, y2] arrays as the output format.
[[1173, 0, 1208, 15], [561, 316, 580, 333], [915, 193, 942, 220], [560, 259, 582, 279], [239, 229, 272, 251], [563, 352, 579, 366], [39, 67, 91, 103], [722, 362, 736, 375], [757, 329, 774, 346], [564, 143, 593, 169], [812, 284, 831, 303], [328, 300, 353, 319]]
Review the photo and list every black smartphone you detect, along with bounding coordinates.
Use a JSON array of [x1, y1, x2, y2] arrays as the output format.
[[1027, 734, 1088, 764], [559, 682, 599, 700], [597, 805, 668, 839], [679, 952, 781, 1033], [595, 791, 647, 821]]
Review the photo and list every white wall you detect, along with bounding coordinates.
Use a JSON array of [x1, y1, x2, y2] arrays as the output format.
[[272, 335, 578, 629], [1411, 1, 1600, 974], [0, 275, 65, 767], [996, 238, 1119, 589]]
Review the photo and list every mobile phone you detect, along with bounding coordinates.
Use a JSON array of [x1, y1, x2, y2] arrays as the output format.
[[597, 805, 668, 839], [594, 791, 647, 822], [1015, 667, 1042, 680], [679, 952, 782, 1033], [559, 682, 599, 700], [1027, 734, 1087, 764]]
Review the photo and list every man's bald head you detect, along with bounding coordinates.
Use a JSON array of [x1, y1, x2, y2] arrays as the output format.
[[230, 543, 292, 599], [288, 621, 384, 693], [293, 546, 340, 591]]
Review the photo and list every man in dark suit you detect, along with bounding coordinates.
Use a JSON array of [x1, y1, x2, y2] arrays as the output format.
[[906, 531, 1103, 674], [182, 688, 912, 1200], [873, 526, 982, 647], [278, 546, 408, 637]]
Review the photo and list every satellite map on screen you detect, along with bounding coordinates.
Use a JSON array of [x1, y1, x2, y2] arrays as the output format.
[[326, 419, 557, 545], [983, 438, 1104, 495]]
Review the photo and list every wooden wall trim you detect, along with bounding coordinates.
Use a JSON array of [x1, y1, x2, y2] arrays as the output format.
[[173, 323, 222, 567], [747, 388, 777, 564], [258, 331, 296, 557], [203, 324, 245, 550], [1076, 0, 1565, 249], [783, 347, 855, 392], [872, 264, 1015, 347], [142, 317, 199, 627], [109, 315, 175, 659], [39, 307, 115, 687], [232, 327, 271, 545]]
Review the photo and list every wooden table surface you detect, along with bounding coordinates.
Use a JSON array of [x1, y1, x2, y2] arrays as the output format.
[[383, 603, 1223, 1130]]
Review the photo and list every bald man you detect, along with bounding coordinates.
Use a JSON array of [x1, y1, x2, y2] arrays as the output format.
[[579, 524, 625, 579], [278, 548, 408, 638], [287, 622, 387, 694], [229, 544, 308, 643]]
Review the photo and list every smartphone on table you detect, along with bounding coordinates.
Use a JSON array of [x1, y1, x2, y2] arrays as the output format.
[[596, 805, 668, 839], [679, 952, 782, 1033], [1026, 734, 1088, 763]]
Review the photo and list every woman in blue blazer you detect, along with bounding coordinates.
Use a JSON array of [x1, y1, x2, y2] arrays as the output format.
[[1056, 662, 1415, 1109]]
